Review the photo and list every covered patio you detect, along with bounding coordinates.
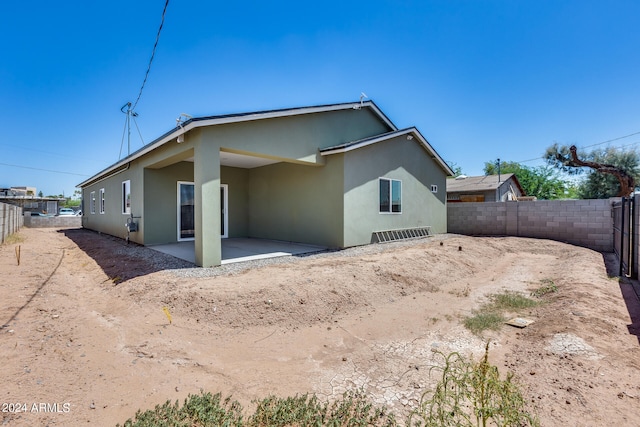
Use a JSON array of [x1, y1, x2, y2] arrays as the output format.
[[149, 238, 327, 265]]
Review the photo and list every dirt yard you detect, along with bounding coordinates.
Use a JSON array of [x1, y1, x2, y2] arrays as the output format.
[[1, 227, 639, 426]]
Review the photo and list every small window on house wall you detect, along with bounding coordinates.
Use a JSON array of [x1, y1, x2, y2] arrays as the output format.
[[379, 178, 402, 213], [99, 188, 105, 214], [431, 185, 438, 193], [90, 191, 96, 214], [122, 180, 131, 215]]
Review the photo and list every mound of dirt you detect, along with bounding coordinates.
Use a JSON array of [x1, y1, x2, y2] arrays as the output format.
[[1, 228, 639, 426]]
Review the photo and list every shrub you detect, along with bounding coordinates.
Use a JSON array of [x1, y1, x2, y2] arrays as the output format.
[[407, 343, 539, 427], [249, 391, 396, 426], [117, 392, 244, 427], [118, 390, 397, 427], [119, 350, 537, 427]]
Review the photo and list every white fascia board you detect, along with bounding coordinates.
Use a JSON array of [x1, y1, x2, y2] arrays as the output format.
[[321, 127, 455, 176], [365, 101, 397, 131], [193, 101, 396, 130], [79, 101, 397, 187], [411, 129, 455, 176], [78, 136, 174, 188]]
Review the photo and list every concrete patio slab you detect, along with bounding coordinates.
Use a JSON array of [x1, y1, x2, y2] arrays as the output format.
[[149, 238, 327, 265]]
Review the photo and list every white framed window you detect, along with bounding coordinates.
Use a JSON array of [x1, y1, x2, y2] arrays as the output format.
[[99, 188, 105, 214], [90, 191, 96, 214], [379, 178, 402, 213], [122, 180, 131, 215], [431, 184, 438, 193]]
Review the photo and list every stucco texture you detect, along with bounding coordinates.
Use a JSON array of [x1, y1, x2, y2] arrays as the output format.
[[342, 135, 447, 247]]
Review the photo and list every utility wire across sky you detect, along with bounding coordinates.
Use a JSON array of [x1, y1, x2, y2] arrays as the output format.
[[119, 0, 170, 159], [516, 130, 640, 164]]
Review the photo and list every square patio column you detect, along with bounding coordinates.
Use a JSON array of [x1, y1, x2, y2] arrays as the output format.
[[194, 139, 221, 267]]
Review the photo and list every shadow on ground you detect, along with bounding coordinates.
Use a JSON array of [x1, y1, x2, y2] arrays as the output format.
[[619, 277, 640, 346], [60, 228, 195, 284], [602, 252, 640, 345]]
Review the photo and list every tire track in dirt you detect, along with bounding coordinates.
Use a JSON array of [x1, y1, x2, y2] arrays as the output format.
[[2, 248, 65, 330]]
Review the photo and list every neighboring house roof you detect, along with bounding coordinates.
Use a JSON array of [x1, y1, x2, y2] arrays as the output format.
[[79, 100, 451, 187], [320, 127, 454, 176], [446, 173, 525, 195]]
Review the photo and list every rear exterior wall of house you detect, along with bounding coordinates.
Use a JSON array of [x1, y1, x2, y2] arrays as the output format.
[[343, 135, 447, 247]]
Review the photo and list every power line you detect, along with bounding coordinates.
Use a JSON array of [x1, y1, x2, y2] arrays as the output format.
[[119, 109, 129, 160], [0, 162, 90, 177], [605, 140, 640, 151], [517, 156, 544, 164], [581, 131, 640, 149], [516, 130, 640, 164], [131, 0, 170, 111], [119, 0, 170, 159], [132, 114, 145, 146], [0, 143, 96, 162]]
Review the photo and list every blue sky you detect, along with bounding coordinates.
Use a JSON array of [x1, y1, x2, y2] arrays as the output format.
[[1, 0, 639, 196]]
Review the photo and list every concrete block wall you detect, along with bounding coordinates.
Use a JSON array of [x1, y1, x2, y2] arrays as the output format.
[[447, 199, 614, 252], [1, 202, 23, 243], [23, 214, 82, 228], [446, 203, 508, 235]]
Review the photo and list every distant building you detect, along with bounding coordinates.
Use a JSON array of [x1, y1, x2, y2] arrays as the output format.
[[0, 187, 63, 214], [10, 186, 37, 196], [0, 186, 37, 197], [446, 174, 526, 202]]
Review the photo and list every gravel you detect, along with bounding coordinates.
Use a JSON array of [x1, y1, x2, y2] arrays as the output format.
[[164, 234, 454, 279]]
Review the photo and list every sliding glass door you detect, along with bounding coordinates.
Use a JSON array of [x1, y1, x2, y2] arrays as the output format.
[[178, 182, 195, 241], [177, 182, 228, 241], [220, 184, 228, 238]]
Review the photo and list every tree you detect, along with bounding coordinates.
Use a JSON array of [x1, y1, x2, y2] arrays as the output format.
[[544, 143, 640, 198], [446, 161, 464, 177], [483, 160, 571, 200]]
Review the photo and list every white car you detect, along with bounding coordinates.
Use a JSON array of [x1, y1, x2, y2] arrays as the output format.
[[58, 208, 76, 216]]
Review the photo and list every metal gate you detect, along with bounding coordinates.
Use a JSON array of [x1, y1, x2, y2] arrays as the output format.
[[612, 197, 634, 277]]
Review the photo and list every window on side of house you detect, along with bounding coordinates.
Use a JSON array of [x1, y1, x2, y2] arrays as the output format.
[[99, 188, 105, 214], [122, 180, 131, 215], [90, 191, 96, 214], [379, 178, 402, 213], [431, 184, 438, 193]]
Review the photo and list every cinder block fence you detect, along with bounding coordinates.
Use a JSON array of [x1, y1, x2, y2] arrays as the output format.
[[447, 199, 614, 252], [1, 202, 23, 243], [23, 213, 82, 228]]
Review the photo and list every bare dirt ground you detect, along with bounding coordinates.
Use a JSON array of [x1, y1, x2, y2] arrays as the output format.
[[1, 227, 640, 426]]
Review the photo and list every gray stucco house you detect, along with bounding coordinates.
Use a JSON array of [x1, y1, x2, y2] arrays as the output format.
[[78, 100, 453, 267]]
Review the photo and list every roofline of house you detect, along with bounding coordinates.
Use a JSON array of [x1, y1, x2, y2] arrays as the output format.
[[509, 174, 526, 195], [78, 100, 396, 188], [320, 127, 455, 176], [187, 100, 396, 130], [446, 173, 527, 195]]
